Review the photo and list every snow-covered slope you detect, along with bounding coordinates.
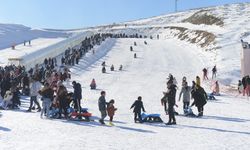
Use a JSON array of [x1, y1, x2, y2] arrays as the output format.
[[1, 3, 250, 150]]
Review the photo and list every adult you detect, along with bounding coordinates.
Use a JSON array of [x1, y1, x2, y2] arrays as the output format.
[[39, 82, 54, 118], [191, 85, 207, 117], [179, 81, 192, 114], [165, 80, 177, 125], [98, 91, 107, 124], [212, 66, 217, 79], [72, 81, 82, 112], [130, 96, 146, 123], [56, 83, 68, 119], [27, 78, 42, 112]]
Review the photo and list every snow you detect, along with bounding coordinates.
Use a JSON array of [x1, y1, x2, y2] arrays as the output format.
[[1, 2, 250, 150]]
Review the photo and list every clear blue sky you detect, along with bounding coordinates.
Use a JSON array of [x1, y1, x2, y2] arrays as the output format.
[[0, 0, 249, 29]]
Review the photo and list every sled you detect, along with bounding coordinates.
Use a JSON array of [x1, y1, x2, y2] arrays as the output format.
[[68, 108, 92, 121], [141, 113, 163, 123]]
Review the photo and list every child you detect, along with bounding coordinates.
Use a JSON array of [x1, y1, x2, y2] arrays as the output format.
[[130, 96, 146, 123], [107, 99, 117, 126]]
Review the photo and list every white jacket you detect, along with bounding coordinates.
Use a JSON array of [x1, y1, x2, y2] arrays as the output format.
[[30, 81, 42, 97]]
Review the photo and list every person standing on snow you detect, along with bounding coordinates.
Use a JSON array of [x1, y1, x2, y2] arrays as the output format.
[[27, 78, 42, 112], [179, 81, 192, 114], [165, 80, 177, 125], [212, 66, 217, 79], [202, 68, 209, 80], [72, 81, 82, 112], [130, 96, 146, 123], [98, 91, 108, 124], [191, 85, 207, 117], [107, 99, 117, 125]]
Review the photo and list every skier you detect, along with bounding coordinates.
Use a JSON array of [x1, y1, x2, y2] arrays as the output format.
[[27, 78, 42, 112], [202, 68, 209, 80], [191, 85, 207, 117], [165, 80, 177, 125], [130, 96, 146, 123], [72, 81, 82, 113], [98, 91, 107, 124], [179, 81, 192, 114], [212, 66, 217, 79], [110, 65, 114, 71], [107, 99, 117, 126], [90, 78, 96, 90]]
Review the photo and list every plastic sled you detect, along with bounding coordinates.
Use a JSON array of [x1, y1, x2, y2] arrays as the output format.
[[141, 113, 163, 123]]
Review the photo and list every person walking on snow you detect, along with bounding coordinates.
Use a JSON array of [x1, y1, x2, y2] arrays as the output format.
[[98, 91, 108, 124], [27, 78, 42, 112], [130, 96, 146, 123]]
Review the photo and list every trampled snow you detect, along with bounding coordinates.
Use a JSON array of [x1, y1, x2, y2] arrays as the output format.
[[1, 2, 250, 150]]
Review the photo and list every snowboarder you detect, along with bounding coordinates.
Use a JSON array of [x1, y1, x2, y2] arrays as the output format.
[[165, 80, 177, 125], [179, 81, 192, 114], [130, 96, 146, 123], [107, 99, 117, 126], [191, 85, 207, 117], [212, 65, 217, 79], [90, 79, 96, 90], [98, 91, 107, 124]]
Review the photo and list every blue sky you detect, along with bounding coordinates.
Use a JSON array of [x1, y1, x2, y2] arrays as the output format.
[[0, 0, 249, 29]]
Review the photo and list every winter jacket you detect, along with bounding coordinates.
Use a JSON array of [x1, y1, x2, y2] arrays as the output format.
[[30, 81, 42, 97], [73, 83, 82, 100], [191, 86, 207, 107], [107, 104, 117, 117], [165, 85, 177, 106], [98, 95, 107, 111], [179, 86, 192, 102], [39, 87, 54, 100], [130, 100, 145, 113]]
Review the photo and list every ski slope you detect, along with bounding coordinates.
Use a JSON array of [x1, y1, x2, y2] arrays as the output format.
[[1, 38, 250, 150]]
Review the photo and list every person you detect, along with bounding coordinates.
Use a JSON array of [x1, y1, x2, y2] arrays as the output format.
[[165, 80, 177, 125], [110, 65, 114, 71], [144, 41, 147, 45], [196, 76, 201, 87], [191, 85, 207, 117], [102, 66, 106, 73], [202, 68, 209, 80], [134, 53, 137, 58], [101, 61, 106, 67], [179, 81, 192, 114], [90, 79, 96, 90], [161, 92, 168, 115], [107, 99, 117, 126], [27, 78, 42, 112], [72, 81, 82, 112], [119, 65, 123, 71], [238, 80, 243, 94], [56, 83, 68, 119], [246, 75, 250, 96], [130, 46, 133, 51], [182, 76, 187, 86], [130, 96, 146, 123], [134, 42, 137, 46], [212, 66, 217, 79], [212, 81, 220, 96], [98, 91, 107, 124], [39, 82, 54, 118]]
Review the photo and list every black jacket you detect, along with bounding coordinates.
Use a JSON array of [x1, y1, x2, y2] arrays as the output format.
[[191, 86, 207, 107], [130, 100, 145, 113], [165, 85, 177, 107], [98, 95, 107, 111], [73, 83, 82, 100]]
